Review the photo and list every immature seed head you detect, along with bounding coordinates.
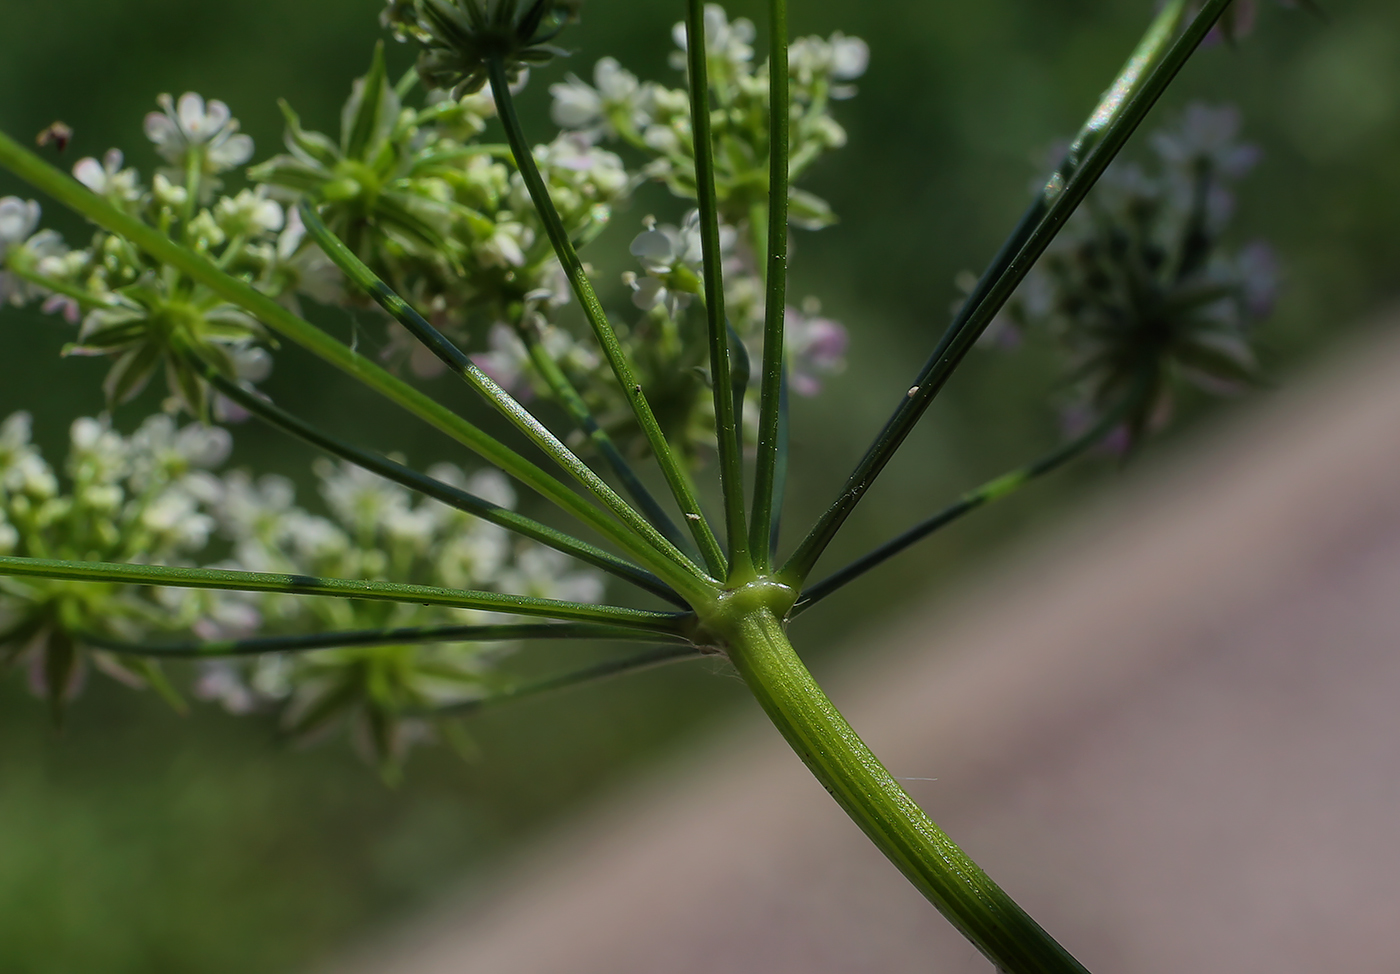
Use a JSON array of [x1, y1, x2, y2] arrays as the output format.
[[387, 0, 583, 97]]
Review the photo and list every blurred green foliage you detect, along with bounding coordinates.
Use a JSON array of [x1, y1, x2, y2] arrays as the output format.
[[0, 0, 1397, 971]]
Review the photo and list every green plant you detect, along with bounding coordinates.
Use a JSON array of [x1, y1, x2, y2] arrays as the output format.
[[0, 0, 1291, 969]]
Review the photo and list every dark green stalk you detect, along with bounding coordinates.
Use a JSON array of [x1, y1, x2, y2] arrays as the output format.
[[795, 396, 1135, 613], [768, 367, 790, 560], [298, 204, 702, 583], [486, 56, 729, 578], [781, 0, 1204, 585], [513, 320, 693, 554], [0, 127, 716, 604], [684, 0, 750, 573], [723, 609, 1090, 974], [205, 369, 684, 606], [428, 644, 703, 716], [750, 0, 791, 570], [85, 622, 687, 659], [0, 555, 692, 630]]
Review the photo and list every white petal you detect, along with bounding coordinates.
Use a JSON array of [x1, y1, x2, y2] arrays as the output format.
[[830, 35, 870, 80], [209, 133, 254, 170], [177, 92, 207, 136], [72, 157, 106, 192], [629, 228, 677, 264], [144, 112, 179, 147]]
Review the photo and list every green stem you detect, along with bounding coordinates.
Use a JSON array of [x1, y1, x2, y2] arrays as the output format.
[[781, 0, 1207, 586], [0, 555, 692, 629], [486, 56, 729, 580], [6, 267, 114, 310], [0, 128, 714, 604], [795, 396, 1135, 613], [684, 0, 751, 574], [750, 0, 790, 570], [299, 203, 703, 583], [85, 621, 686, 658], [429, 643, 703, 716], [205, 368, 684, 606], [514, 320, 693, 554], [723, 609, 1090, 974]]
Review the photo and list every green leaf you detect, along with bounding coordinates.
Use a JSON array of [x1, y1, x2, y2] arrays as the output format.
[[344, 42, 394, 161]]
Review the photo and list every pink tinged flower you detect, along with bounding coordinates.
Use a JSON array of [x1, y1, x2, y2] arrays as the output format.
[[41, 293, 81, 324], [1237, 241, 1280, 319], [1151, 103, 1261, 179], [786, 307, 849, 396], [471, 323, 534, 399]]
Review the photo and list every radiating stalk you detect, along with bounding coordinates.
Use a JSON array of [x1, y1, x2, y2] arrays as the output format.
[[0, 129, 716, 604], [795, 394, 1137, 612], [683, 0, 750, 573], [723, 608, 1090, 974], [513, 321, 693, 554], [86, 621, 687, 658], [299, 204, 704, 583], [487, 57, 729, 578], [750, 0, 791, 570], [0, 555, 692, 630], [781, 0, 1209, 585], [205, 369, 684, 606], [429, 644, 703, 716]]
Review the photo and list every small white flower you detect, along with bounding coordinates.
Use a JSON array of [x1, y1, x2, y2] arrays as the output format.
[[549, 58, 652, 138], [0, 197, 42, 258], [73, 149, 142, 203], [627, 210, 734, 317], [670, 5, 756, 70], [214, 188, 285, 237], [144, 92, 255, 175]]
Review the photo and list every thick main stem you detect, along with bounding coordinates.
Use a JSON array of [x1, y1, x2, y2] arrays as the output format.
[[723, 609, 1090, 974]]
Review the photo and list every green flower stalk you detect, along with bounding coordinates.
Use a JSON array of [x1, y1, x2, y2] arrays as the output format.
[[0, 0, 1291, 966]]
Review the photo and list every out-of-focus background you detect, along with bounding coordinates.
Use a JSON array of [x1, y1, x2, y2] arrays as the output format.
[[0, 1, 1396, 972]]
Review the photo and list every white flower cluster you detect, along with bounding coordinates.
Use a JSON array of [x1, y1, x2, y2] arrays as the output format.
[[0, 93, 342, 417], [0, 412, 230, 704], [549, 5, 868, 229], [193, 459, 603, 771]]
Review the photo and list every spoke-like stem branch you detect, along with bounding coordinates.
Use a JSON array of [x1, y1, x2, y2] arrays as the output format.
[[683, 0, 751, 572], [0, 129, 714, 604], [487, 57, 729, 578], [205, 369, 684, 606], [781, 0, 1209, 585], [0, 555, 692, 630], [795, 396, 1136, 613], [299, 204, 702, 584], [428, 643, 703, 716], [86, 622, 687, 658], [723, 609, 1090, 974], [513, 320, 692, 553], [750, 0, 791, 570]]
